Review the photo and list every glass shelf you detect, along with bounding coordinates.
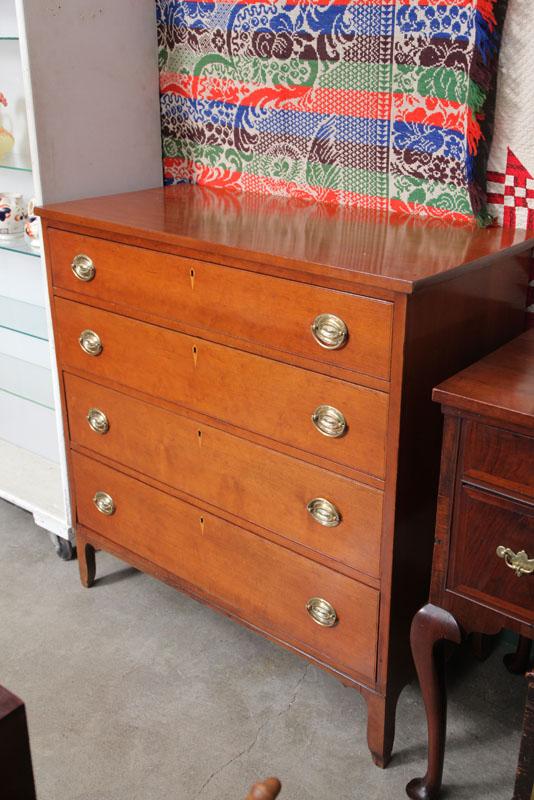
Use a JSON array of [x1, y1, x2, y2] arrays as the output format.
[[0, 36, 18, 41], [0, 152, 32, 172], [0, 295, 48, 340], [0, 237, 41, 258], [0, 352, 54, 409]]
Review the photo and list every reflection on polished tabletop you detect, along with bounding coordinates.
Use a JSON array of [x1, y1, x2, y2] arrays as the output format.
[[37, 184, 534, 294]]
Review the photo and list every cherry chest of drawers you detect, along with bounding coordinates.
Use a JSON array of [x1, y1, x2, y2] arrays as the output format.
[[38, 185, 534, 767]]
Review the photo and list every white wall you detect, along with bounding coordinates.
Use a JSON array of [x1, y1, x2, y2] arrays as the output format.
[[20, 0, 164, 203]]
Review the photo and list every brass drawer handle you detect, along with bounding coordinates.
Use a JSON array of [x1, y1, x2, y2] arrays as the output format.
[[306, 597, 338, 627], [79, 329, 103, 356], [307, 497, 341, 527], [71, 254, 95, 282], [93, 491, 115, 516], [496, 546, 534, 577], [311, 405, 346, 438], [87, 408, 109, 435], [311, 314, 348, 350]]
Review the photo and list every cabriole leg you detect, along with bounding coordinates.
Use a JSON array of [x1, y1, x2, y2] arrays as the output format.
[[406, 604, 462, 800], [504, 636, 532, 676]]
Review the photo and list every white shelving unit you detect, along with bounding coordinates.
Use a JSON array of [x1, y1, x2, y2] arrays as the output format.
[[0, 0, 163, 549], [0, 0, 63, 538]]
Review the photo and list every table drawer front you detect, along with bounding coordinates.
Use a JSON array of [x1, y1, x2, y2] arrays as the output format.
[[72, 451, 379, 682], [462, 420, 534, 499], [48, 228, 393, 381], [56, 298, 388, 478], [65, 374, 383, 576], [448, 485, 534, 621]]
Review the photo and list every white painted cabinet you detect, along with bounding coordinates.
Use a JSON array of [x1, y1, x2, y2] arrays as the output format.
[[0, 0, 162, 546]]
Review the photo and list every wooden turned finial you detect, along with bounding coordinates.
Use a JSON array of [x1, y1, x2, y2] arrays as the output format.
[[245, 777, 282, 800]]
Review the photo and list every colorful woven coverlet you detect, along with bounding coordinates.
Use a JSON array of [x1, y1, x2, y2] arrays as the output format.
[[487, 1, 534, 231], [157, 0, 505, 224], [484, 1, 534, 321]]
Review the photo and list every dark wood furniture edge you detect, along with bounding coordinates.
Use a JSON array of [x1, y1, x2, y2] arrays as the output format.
[[513, 670, 534, 800], [0, 686, 37, 800], [433, 393, 533, 431], [432, 329, 534, 428]]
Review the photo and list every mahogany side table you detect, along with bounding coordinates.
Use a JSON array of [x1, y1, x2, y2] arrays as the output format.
[[406, 329, 534, 800]]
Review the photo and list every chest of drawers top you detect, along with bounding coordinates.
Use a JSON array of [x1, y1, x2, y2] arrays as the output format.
[[434, 328, 534, 432], [37, 183, 534, 296]]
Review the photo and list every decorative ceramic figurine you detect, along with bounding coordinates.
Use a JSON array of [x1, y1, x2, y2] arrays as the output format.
[[0, 93, 15, 160], [24, 198, 40, 248], [0, 192, 25, 239]]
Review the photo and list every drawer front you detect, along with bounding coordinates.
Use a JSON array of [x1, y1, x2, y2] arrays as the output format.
[[448, 485, 534, 621], [65, 374, 383, 576], [55, 298, 388, 477], [72, 451, 380, 682], [48, 228, 393, 381], [462, 420, 534, 499]]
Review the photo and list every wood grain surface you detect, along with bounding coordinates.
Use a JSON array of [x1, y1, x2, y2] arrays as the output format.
[[48, 227, 394, 382], [434, 328, 534, 428], [448, 484, 534, 622], [37, 184, 534, 294], [72, 451, 380, 684], [462, 420, 534, 500], [38, 182, 533, 769], [409, 330, 534, 799], [55, 297, 389, 478], [65, 373, 383, 578]]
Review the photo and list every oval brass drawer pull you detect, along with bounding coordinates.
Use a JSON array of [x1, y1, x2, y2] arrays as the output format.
[[496, 546, 534, 577], [311, 404, 346, 438], [93, 491, 115, 516], [307, 497, 341, 527], [306, 597, 338, 627], [71, 254, 95, 282], [311, 314, 348, 350], [79, 329, 103, 356], [87, 408, 109, 435]]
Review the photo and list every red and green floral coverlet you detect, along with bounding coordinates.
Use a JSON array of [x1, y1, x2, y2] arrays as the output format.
[[157, 0, 504, 224]]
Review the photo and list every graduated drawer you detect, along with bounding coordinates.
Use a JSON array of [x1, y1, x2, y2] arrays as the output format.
[[72, 451, 380, 683], [48, 228, 393, 381], [55, 298, 388, 478], [448, 484, 534, 622], [65, 374, 383, 577], [462, 420, 534, 500]]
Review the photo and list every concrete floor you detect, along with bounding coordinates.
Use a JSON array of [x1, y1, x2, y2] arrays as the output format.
[[0, 498, 527, 800]]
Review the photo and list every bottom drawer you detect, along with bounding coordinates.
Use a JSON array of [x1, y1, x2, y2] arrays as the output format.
[[72, 451, 379, 683]]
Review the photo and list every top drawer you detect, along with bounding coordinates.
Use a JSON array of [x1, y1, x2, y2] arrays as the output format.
[[462, 420, 534, 500], [47, 229, 393, 382]]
